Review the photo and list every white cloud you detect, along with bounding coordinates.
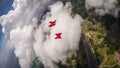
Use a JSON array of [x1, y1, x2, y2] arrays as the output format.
[[85, 0, 120, 17], [0, 0, 83, 68], [34, 1, 83, 68], [10, 25, 34, 68], [0, 0, 57, 68]]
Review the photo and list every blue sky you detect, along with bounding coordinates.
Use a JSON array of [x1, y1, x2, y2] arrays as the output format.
[[0, 0, 13, 15], [0, 25, 2, 39]]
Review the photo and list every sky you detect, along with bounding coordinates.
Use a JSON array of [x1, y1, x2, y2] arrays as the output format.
[[0, 25, 2, 40], [0, 0, 13, 15]]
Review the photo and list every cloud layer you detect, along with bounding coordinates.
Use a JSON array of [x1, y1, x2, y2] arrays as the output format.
[[34, 1, 83, 68], [0, 0, 57, 68], [0, 0, 83, 68], [85, 0, 120, 17]]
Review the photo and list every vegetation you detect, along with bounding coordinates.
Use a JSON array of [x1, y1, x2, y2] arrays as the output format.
[[31, 58, 44, 68], [69, 0, 120, 68]]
